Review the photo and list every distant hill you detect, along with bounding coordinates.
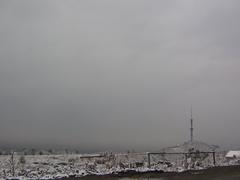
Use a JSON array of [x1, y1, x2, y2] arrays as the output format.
[[160, 141, 219, 153]]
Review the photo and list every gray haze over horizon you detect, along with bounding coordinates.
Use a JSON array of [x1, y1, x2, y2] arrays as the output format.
[[1, 0, 240, 152]]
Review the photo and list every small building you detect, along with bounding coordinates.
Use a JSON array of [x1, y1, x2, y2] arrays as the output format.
[[225, 151, 240, 159]]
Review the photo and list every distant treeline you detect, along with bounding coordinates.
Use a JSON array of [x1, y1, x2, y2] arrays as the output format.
[[0, 148, 81, 155]]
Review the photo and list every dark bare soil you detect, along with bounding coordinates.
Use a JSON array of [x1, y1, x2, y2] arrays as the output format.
[[59, 165, 240, 180]]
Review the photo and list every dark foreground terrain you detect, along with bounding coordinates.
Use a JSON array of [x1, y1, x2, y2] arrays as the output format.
[[60, 165, 240, 180]]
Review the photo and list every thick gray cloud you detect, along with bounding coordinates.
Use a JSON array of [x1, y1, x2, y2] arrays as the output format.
[[1, 0, 240, 151]]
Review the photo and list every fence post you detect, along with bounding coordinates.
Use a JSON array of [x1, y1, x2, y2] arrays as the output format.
[[184, 153, 188, 169], [147, 152, 151, 168], [212, 151, 216, 166]]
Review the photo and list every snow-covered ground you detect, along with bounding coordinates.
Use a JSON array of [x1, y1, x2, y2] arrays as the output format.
[[0, 152, 239, 180], [1, 142, 240, 179], [0, 153, 149, 179]]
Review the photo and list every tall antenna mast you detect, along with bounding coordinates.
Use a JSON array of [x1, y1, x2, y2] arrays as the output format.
[[190, 106, 193, 142]]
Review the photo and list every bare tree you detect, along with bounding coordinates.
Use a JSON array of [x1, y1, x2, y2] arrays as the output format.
[[8, 151, 17, 176]]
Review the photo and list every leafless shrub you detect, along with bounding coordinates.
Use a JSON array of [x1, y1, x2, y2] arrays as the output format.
[[7, 152, 17, 176], [85, 162, 97, 173], [68, 157, 77, 165], [18, 155, 26, 176]]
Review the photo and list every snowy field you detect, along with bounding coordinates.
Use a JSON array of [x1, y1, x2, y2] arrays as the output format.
[[0, 151, 240, 180], [0, 153, 148, 179]]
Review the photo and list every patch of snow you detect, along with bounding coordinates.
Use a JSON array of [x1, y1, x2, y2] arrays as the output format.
[[226, 151, 240, 158]]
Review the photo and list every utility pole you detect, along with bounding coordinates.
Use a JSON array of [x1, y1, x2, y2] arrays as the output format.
[[190, 107, 193, 142]]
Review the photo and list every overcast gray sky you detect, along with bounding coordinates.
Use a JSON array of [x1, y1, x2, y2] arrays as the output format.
[[0, 0, 240, 151]]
